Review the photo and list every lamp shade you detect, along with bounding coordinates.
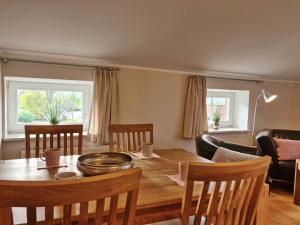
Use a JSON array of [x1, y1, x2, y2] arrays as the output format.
[[262, 89, 277, 103]]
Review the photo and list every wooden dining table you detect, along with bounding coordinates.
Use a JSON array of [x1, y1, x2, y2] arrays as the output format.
[[0, 148, 269, 225]]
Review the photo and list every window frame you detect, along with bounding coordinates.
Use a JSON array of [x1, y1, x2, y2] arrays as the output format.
[[207, 90, 235, 127], [5, 77, 93, 133]]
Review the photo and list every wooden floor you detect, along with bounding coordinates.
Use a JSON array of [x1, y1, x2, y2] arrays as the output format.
[[268, 184, 300, 225]]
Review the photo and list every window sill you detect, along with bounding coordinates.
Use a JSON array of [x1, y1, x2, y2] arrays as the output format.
[[208, 128, 250, 134], [3, 131, 88, 142]]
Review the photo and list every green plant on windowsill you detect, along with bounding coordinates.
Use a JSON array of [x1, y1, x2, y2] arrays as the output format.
[[212, 110, 221, 130], [47, 103, 61, 125], [42, 91, 71, 125]]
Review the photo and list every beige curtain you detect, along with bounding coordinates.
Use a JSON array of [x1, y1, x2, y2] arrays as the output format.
[[88, 67, 119, 144], [183, 76, 208, 138]]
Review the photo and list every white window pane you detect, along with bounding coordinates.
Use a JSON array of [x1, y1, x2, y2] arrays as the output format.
[[206, 93, 233, 127], [217, 98, 230, 121], [206, 97, 212, 105], [207, 89, 250, 129], [212, 97, 226, 105], [17, 90, 83, 124], [208, 98, 230, 121], [206, 97, 212, 121], [6, 77, 93, 133]]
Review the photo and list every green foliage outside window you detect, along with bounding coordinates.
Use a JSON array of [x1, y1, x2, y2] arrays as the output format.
[[17, 90, 82, 124], [18, 110, 34, 122]]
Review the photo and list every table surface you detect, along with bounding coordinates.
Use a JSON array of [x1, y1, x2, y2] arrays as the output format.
[[0, 148, 211, 224]]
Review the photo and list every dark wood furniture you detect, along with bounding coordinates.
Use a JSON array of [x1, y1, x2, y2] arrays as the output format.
[[25, 124, 83, 158], [109, 123, 153, 152]]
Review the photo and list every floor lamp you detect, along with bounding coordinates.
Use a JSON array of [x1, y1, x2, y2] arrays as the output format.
[[252, 89, 277, 145]]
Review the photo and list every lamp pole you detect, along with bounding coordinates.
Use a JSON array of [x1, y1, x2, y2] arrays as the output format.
[[252, 92, 263, 146], [252, 89, 277, 145]]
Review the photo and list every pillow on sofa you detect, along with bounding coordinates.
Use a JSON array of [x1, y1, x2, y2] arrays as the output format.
[[212, 147, 260, 163], [273, 138, 300, 160]]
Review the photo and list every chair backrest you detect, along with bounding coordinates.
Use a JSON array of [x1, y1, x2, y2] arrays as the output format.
[[109, 124, 153, 152], [0, 168, 142, 225], [25, 124, 83, 158], [181, 156, 271, 225]]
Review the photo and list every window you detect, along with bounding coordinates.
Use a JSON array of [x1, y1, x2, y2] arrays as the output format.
[[207, 89, 250, 130], [207, 91, 234, 127], [5, 77, 93, 133]]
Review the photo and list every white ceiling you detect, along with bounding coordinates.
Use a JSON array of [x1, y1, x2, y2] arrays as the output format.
[[0, 0, 300, 80]]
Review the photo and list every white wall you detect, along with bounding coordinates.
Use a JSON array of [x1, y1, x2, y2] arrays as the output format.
[[1, 62, 300, 158], [0, 62, 2, 157], [116, 68, 300, 153], [115, 68, 190, 150], [2, 61, 94, 81], [233, 90, 249, 130]]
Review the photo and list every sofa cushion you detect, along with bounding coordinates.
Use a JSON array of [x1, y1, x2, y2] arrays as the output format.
[[273, 138, 300, 160], [212, 147, 260, 163]]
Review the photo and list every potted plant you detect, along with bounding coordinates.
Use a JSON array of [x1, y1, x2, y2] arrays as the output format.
[[42, 92, 63, 125], [212, 110, 221, 129], [47, 103, 61, 125]]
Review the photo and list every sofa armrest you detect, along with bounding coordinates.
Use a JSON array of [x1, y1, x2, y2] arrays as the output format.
[[195, 134, 218, 160], [256, 130, 278, 165], [195, 134, 257, 159]]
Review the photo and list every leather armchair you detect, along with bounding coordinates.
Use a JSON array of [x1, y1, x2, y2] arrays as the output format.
[[256, 129, 299, 183], [195, 134, 258, 160]]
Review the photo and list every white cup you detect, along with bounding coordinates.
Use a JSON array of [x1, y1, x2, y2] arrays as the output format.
[[179, 161, 188, 181], [55, 172, 78, 180], [141, 143, 154, 157]]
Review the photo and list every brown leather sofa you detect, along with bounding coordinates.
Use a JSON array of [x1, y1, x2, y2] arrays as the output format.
[[195, 134, 258, 160], [256, 129, 298, 184]]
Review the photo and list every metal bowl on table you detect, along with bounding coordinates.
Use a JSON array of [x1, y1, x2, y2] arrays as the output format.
[[77, 152, 134, 176]]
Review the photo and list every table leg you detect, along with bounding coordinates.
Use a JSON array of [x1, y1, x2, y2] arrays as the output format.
[[294, 160, 300, 205]]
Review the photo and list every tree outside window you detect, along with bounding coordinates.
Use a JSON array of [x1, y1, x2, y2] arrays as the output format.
[[17, 90, 83, 124]]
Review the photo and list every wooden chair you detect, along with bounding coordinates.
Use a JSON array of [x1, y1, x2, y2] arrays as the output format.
[[181, 156, 271, 225], [25, 124, 83, 158], [109, 124, 153, 152], [0, 167, 142, 225]]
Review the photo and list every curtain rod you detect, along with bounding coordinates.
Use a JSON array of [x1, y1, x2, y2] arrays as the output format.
[[208, 76, 262, 83], [189, 75, 263, 83], [0, 57, 121, 71], [0, 57, 262, 82]]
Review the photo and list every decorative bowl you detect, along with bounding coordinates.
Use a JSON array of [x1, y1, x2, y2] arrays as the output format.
[[77, 152, 134, 176]]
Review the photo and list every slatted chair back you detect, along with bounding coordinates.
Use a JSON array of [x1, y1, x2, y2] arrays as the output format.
[[181, 156, 271, 225], [25, 124, 83, 158], [109, 124, 153, 152], [0, 168, 142, 225]]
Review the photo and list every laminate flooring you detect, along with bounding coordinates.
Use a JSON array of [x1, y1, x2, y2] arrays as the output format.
[[268, 184, 300, 225]]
